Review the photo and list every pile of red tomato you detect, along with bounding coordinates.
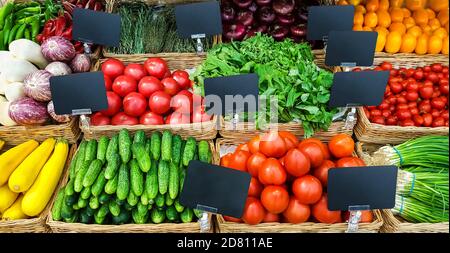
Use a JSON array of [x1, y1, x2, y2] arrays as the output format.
[[91, 57, 211, 126], [220, 131, 373, 225], [360, 62, 449, 127]]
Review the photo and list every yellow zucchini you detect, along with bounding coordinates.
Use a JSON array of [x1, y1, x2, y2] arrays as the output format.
[[0, 140, 4, 151], [1, 195, 28, 221], [22, 140, 69, 217], [0, 140, 39, 187], [8, 138, 56, 193], [0, 184, 18, 213]]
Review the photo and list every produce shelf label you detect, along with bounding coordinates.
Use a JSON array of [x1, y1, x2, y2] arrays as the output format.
[[307, 5, 355, 41], [175, 1, 222, 38]]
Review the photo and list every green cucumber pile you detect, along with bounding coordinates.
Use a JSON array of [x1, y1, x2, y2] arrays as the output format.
[[51, 129, 212, 225]]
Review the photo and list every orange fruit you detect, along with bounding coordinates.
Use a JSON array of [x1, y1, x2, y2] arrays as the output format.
[[415, 34, 429, 54], [375, 30, 388, 52], [420, 24, 433, 35], [355, 5, 367, 14], [405, 0, 426, 11], [429, 18, 442, 31], [354, 12, 364, 25], [429, 0, 449, 12], [390, 22, 407, 34], [389, 0, 404, 8], [445, 21, 449, 33], [376, 26, 390, 36], [425, 8, 436, 19], [428, 35, 443, 54], [407, 25, 423, 37], [402, 8, 412, 18], [403, 17, 416, 28], [442, 36, 449, 54], [338, 0, 349, 5], [413, 9, 429, 26], [377, 10, 392, 27], [385, 31, 403, 53], [364, 11, 379, 27], [390, 7, 404, 22], [353, 24, 364, 31], [433, 27, 448, 39], [379, 0, 390, 11], [437, 10, 449, 26], [363, 26, 374, 31], [400, 33, 417, 52], [349, 0, 363, 5], [366, 0, 380, 12]]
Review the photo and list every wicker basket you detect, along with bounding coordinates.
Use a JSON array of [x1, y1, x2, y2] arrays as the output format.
[[0, 117, 81, 146], [0, 143, 77, 233], [213, 138, 384, 233], [46, 139, 216, 233], [356, 142, 449, 233]]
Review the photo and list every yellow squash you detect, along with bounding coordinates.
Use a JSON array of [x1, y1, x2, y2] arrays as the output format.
[[0, 140, 39, 187], [22, 140, 69, 217], [8, 138, 56, 193], [1, 195, 28, 221], [0, 184, 19, 213], [0, 140, 4, 151]]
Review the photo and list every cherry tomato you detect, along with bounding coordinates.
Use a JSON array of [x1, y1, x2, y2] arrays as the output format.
[[390, 69, 398, 76], [406, 82, 419, 92], [101, 58, 125, 79], [431, 109, 441, 118], [396, 104, 409, 111], [248, 135, 261, 154], [423, 113, 433, 127], [387, 95, 397, 105], [431, 97, 446, 110], [284, 148, 310, 177], [149, 91, 171, 115], [371, 116, 385, 125], [165, 111, 190, 125], [259, 131, 287, 158], [440, 84, 449, 96], [386, 115, 398, 125], [370, 109, 382, 118], [247, 152, 267, 177], [400, 119, 415, 126], [100, 91, 122, 116], [427, 72, 439, 83], [112, 75, 137, 97], [124, 63, 147, 81], [381, 110, 391, 118], [242, 197, 265, 225], [123, 92, 147, 117], [396, 109, 412, 120], [378, 102, 389, 110], [423, 66, 431, 72], [91, 112, 110, 126], [263, 212, 280, 222], [292, 175, 322, 205], [104, 74, 112, 91], [313, 160, 335, 187], [138, 76, 163, 98], [328, 134, 354, 158], [413, 70, 424, 80], [390, 82, 403, 94], [380, 62, 393, 70], [311, 194, 342, 224], [396, 96, 408, 104], [419, 100, 431, 113], [432, 117, 445, 127], [336, 157, 365, 167], [248, 177, 263, 197], [441, 111, 449, 120], [419, 85, 434, 99], [442, 66, 449, 75], [171, 70, 191, 90], [283, 197, 310, 224], [258, 158, 287, 185], [298, 142, 324, 168], [170, 93, 192, 114], [111, 112, 138, 125], [261, 185, 289, 214], [139, 111, 164, 125], [431, 63, 443, 73], [144, 57, 169, 80], [405, 68, 415, 78], [413, 114, 424, 126]]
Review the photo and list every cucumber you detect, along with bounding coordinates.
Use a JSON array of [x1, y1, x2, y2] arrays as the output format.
[[91, 170, 107, 197], [193, 209, 204, 219], [81, 186, 91, 199], [119, 129, 132, 163], [105, 173, 119, 194], [72, 141, 88, 178], [51, 188, 65, 221], [168, 162, 179, 199], [104, 153, 120, 180], [145, 160, 158, 199], [150, 208, 165, 224], [166, 206, 178, 221], [174, 199, 185, 213], [182, 137, 197, 166], [124, 202, 134, 211], [115, 198, 126, 206], [132, 143, 151, 172], [112, 208, 130, 224], [180, 208, 194, 223], [65, 194, 77, 207], [97, 204, 110, 218], [140, 191, 149, 205], [85, 139, 98, 162], [193, 151, 198, 161], [150, 132, 161, 161], [155, 193, 165, 208], [86, 206, 96, 216], [77, 196, 88, 208], [64, 178, 75, 196], [161, 130, 172, 162], [198, 140, 211, 163], [130, 159, 144, 196], [94, 212, 106, 224], [116, 163, 130, 201], [144, 138, 151, 156], [64, 212, 79, 223], [132, 208, 148, 224], [106, 134, 119, 162], [82, 159, 103, 188], [165, 193, 175, 206], [171, 135, 183, 166], [109, 201, 121, 216], [72, 203, 80, 210], [74, 160, 91, 192], [99, 192, 110, 204], [97, 136, 109, 164], [133, 130, 146, 145], [137, 202, 148, 216], [89, 196, 99, 210], [179, 168, 186, 193], [69, 143, 84, 180], [158, 160, 170, 195], [61, 196, 74, 220], [127, 190, 139, 207], [80, 210, 92, 224]]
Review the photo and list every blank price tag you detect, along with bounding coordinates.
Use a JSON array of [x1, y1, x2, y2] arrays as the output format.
[[329, 71, 390, 107], [307, 5, 355, 41], [327, 166, 398, 211], [50, 72, 108, 115], [325, 31, 377, 67], [180, 161, 251, 218], [73, 8, 121, 47], [175, 1, 222, 38]]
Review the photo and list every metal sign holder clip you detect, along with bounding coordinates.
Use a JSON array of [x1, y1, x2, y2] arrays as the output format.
[[347, 205, 370, 233], [72, 108, 92, 133], [195, 204, 217, 233], [232, 113, 239, 130], [323, 36, 328, 53], [191, 34, 206, 55]]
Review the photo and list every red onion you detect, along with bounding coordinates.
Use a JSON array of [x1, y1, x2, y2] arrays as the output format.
[[224, 23, 246, 40], [41, 36, 76, 62], [272, 0, 295, 15], [236, 10, 254, 27], [290, 24, 307, 37], [270, 25, 289, 41], [47, 100, 71, 123], [256, 0, 272, 6], [23, 70, 53, 102], [249, 2, 258, 12], [70, 54, 91, 73], [277, 14, 295, 26], [258, 6, 276, 24], [232, 0, 253, 9], [221, 4, 236, 23]]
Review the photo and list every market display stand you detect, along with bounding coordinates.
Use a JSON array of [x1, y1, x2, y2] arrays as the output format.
[[0, 144, 77, 233]]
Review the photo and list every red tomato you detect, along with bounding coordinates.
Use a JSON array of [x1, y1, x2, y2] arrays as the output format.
[[400, 119, 415, 126], [396, 103, 409, 111], [263, 212, 280, 222], [381, 109, 391, 118], [336, 157, 365, 167], [378, 101, 389, 110], [138, 76, 163, 98], [298, 142, 324, 168], [283, 196, 311, 224], [390, 82, 403, 94], [177, 90, 193, 101], [223, 216, 242, 223], [112, 75, 137, 97], [423, 113, 433, 127], [380, 62, 392, 70], [410, 107, 419, 115], [236, 143, 250, 152], [313, 160, 335, 187], [100, 91, 122, 116], [161, 77, 181, 96], [101, 58, 125, 79], [423, 66, 431, 72], [172, 70, 191, 90], [258, 158, 287, 185], [405, 91, 419, 101], [104, 74, 112, 91], [248, 135, 261, 154], [292, 175, 323, 205], [261, 185, 289, 214], [441, 111, 449, 120], [440, 83, 449, 96], [259, 131, 287, 158], [165, 111, 190, 125], [144, 57, 168, 80], [413, 70, 424, 80], [413, 114, 424, 126], [328, 134, 354, 158], [299, 138, 329, 160], [229, 150, 251, 171], [419, 100, 432, 113], [91, 112, 110, 126], [279, 156, 285, 166], [282, 137, 297, 151], [396, 95, 408, 104], [191, 106, 211, 123], [371, 116, 385, 125], [432, 117, 445, 127], [386, 115, 398, 125], [163, 69, 171, 79], [124, 63, 147, 81], [390, 69, 398, 76], [139, 111, 164, 125], [431, 97, 446, 110], [431, 108, 441, 118], [242, 197, 265, 225], [370, 109, 382, 118], [428, 72, 439, 83], [311, 194, 342, 224], [111, 112, 139, 125], [248, 177, 263, 197], [220, 153, 233, 168], [246, 152, 267, 177], [171, 93, 192, 114], [149, 91, 171, 115], [431, 63, 443, 73], [279, 131, 299, 147], [123, 92, 147, 117], [343, 211, 373, 223], [284, 148, 310, 177], [396, 109, 412, 120]]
